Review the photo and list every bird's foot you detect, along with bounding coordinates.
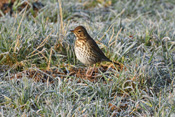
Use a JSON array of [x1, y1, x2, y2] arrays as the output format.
[[86, 67, 95, 78]]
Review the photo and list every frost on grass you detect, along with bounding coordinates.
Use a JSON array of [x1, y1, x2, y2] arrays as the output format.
[[0, 0, 175, 116]]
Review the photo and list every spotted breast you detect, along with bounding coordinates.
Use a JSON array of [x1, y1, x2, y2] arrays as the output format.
[[74, 38, 99, 66]]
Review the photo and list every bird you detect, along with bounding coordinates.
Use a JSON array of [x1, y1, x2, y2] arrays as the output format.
[[71, 26, 121, 77]]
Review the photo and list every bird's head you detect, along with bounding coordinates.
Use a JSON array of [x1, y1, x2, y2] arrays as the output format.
[[70, 26, 89, 39]]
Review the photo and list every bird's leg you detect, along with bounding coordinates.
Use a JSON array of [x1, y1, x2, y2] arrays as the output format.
[[86, 64, 95, 77]]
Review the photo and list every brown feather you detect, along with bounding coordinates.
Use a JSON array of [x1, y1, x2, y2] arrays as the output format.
[[86, 38, 111, 62]]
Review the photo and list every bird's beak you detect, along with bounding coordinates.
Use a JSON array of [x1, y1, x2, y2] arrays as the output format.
[[70, 30, 74, 33]]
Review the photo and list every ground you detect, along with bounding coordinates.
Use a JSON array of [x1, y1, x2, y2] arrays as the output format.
[[0, 0, 175, 116]]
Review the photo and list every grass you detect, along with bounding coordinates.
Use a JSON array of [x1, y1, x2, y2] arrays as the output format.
[[0, 0, 175, 116]]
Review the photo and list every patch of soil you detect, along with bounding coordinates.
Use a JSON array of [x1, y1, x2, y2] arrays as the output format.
[[0, 0, 44, 17], [9, 63, 124, 83]]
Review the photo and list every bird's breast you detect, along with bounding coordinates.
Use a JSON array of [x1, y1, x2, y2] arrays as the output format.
[[74, 39, 97, 66]]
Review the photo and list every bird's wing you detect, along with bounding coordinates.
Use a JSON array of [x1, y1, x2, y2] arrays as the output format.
[[87, 38, 111, 62]]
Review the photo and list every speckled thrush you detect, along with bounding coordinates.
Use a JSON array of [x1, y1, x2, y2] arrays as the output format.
[[71, 26, 120, 77]]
